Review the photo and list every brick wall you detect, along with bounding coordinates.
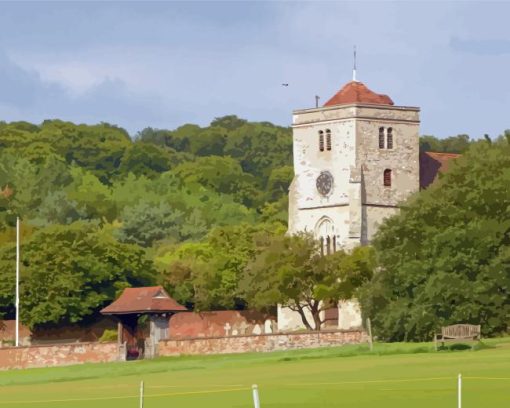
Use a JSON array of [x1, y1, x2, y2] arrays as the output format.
[[0, 341, 118, 370], [0, 318, 117, 345], [159, 329, 365, 357], [0, 320, 31, 345], [169, 310, 275, 338]]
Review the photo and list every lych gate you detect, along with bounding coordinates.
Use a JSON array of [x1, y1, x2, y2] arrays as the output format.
[[101, 286, 188, 360]]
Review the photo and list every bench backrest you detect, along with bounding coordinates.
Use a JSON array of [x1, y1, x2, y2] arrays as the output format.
[[441, 324, 480, 338]]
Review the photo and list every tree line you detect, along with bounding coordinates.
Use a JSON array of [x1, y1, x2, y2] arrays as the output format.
[[0, 116, 507, 341]]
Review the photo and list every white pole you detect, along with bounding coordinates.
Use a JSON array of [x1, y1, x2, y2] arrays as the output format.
[[252, 384, 260, 408], [457, 374, 462, 408], [140, 380, 144, 408], [15, 216, 20, 348]]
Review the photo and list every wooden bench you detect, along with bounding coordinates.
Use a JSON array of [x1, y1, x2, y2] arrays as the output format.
[[434, 324, 481, 350]]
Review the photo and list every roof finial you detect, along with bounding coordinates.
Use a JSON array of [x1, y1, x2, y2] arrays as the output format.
[[352, 45, 357, 82]]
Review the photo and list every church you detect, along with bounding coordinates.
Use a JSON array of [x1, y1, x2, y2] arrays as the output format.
[[279, 77, 457, 331]]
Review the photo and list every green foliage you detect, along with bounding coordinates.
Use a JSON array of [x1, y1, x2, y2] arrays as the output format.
[[242, 233, 375, 330], [118, 142, 177, 179], [117, 201, 185, 247], [210, 115, 248, 130], [65, 167, 116, 222], [0, 116, 293, 327], [224, 122, 292, 182], [157, 223, 283, 310], [171, 155, 260, 206], [420, 134, 472, 153], [99, 329, 118, 342], [360, 137, 510, 341], [266, 166, 293, 202], [0, 153, 72, 225], [0, 120, 132, 183], [0, 222, 155, 328]]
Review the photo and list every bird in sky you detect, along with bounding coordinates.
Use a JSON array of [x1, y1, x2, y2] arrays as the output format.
[[281, 83, 289, 87]]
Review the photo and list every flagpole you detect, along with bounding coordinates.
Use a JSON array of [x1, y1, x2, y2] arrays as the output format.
[[15, 216, 20, 347]]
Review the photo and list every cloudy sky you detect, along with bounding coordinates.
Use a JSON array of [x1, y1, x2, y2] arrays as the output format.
[[0, 1, 509, 138]]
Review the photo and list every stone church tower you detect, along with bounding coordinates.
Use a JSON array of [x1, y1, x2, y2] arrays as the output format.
[[280, 79, 420, 331]]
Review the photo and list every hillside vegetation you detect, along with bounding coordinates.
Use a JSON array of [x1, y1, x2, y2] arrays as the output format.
[[0, 115, 506, 340], [0, 116, 292, 327]]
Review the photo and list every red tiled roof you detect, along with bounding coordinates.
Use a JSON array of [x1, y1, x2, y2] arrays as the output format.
[[420, 151, 461, 189], [101, 286, 187, 315], [324, 81, 394, 107]]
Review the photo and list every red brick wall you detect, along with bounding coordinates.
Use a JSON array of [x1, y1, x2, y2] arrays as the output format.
[[159, 329, 366, 357], [169, 310, 274, 338], [0, 318, 117, 345], [0, 342, 118, 370], [0, 321, 31, 343], [31, 317, 117, 344]]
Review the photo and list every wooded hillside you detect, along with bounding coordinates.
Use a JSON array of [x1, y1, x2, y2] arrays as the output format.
[[0, 115, 490, 332]]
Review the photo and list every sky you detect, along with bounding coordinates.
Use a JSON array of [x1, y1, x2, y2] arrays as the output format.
[[0, 1, 509, 138]]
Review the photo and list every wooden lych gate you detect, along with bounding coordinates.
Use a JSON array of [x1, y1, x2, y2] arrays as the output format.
[[101, 286, 188, 360]]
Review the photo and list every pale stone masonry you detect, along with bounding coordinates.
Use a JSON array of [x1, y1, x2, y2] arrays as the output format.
[[0, 331, 366, 369], [0, 342, 118, 370], [282, 80, 420, 331], [158, 330, 366, 357]]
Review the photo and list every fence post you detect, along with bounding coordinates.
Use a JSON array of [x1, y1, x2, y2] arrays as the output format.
[[457, 374, 461, 408], [366, 318, 373, 351], [140, 380, 144, 408], [252, 384, 260, 408]]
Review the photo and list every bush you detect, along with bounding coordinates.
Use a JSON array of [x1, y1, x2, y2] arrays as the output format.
[[99, 329, 118, 342]]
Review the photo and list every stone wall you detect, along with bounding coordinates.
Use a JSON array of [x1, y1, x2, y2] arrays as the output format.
[[0, 341, 118, 370], [159, 329, 365, 357], [0, 330, 365, 370]]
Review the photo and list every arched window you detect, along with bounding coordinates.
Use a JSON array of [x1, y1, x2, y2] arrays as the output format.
[[384, 169, 392, 187], [315, 217, 335, 257], [319, 130, 324, 152], [325, 129, 332, 151], [387, 127, 393, 149], [379, 127, 385, 149]]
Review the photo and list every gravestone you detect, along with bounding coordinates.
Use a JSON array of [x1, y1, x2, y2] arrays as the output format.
[[239, 321, 249, 335], [264, 319, 273, 334]]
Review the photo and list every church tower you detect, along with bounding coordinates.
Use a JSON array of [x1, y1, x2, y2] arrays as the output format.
[[282, 80, 420, 330]]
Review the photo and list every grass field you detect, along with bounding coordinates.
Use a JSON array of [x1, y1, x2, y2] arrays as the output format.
[[1, 338, 510, 407]]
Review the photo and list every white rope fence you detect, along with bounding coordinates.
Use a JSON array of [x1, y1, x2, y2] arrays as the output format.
[[2, 374, 509, 406]]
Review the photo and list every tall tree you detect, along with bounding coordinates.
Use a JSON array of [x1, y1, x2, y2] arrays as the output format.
[[0, 222, 155, 328], [157, 223, 283, 310], [242, 233, 375, 330], [360, 136, 510, 341]]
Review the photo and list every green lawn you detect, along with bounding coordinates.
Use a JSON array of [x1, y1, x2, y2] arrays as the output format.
[[1, 338, 510, 407]]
